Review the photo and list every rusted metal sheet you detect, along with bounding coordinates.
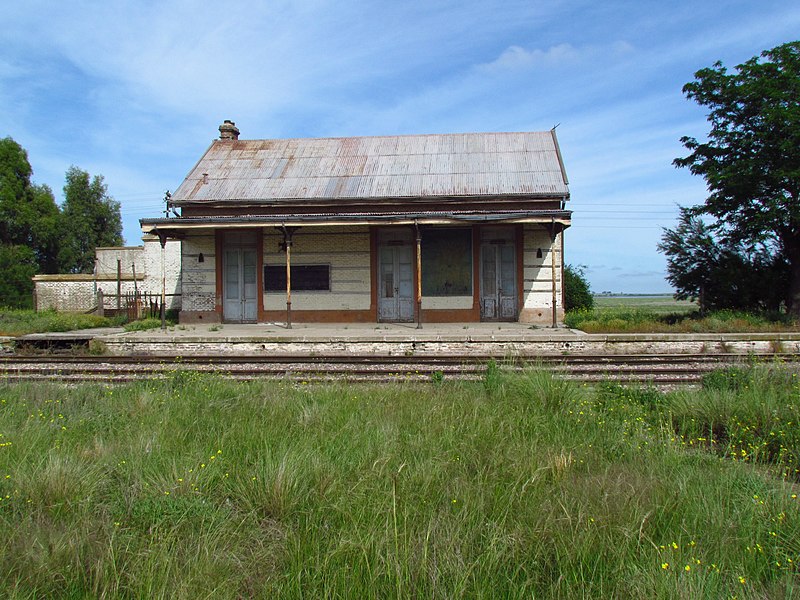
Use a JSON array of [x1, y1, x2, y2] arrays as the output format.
[[172, 132, 570, 204]]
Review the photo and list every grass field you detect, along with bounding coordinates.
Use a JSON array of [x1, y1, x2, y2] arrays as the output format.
[[566, 295, 798, 333], [593, 294, 697, 315], [1, 366, 799, 598]]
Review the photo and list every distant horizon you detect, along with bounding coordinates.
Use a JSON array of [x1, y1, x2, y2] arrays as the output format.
[[593, 291, 677, 297]]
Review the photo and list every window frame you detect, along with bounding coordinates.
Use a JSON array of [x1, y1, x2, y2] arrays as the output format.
[[420, 227, 474, 297], [263, 264, 332, 292]]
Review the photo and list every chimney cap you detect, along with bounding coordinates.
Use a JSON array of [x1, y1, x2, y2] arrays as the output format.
[[219, 120, 240, 141]]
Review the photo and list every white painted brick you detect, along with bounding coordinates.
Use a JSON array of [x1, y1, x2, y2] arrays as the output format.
[[422, 296, 473, 310], [33, 235, 181, 312], [262, 227, 371, 311], [264, 293, 370, 311], [181, 233, 217, 312]]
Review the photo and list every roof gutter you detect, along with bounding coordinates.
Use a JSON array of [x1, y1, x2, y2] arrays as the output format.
[[141, 210, 573, 236]]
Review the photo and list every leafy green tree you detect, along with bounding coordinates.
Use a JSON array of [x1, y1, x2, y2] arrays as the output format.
[[0, 138, 60, 264], [59, 166, 123, 273], [564, 264, 593, 311], [0, 245, 38, 309], [0, 137, 60, 306], [659, 208, 788, 312], [673, 41, 800, 314]]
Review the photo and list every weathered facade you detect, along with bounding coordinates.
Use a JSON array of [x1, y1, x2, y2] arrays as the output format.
[[141, 122, 571, 325], [32, 236, 181, 313]]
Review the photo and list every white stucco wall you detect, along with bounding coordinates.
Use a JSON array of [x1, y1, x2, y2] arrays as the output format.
[[142, 235, 182, 310], [521, 224, 562, 323], [181, 233, 217, 312], [33, 276, 142, 312], [263, 227, 371, 311], [95, 247, 143, 277], [33, 236, 181, 312], [422, 296, 473, 310]]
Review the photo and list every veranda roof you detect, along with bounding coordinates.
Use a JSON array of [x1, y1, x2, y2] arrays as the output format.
[[140, 209, 572, 237]]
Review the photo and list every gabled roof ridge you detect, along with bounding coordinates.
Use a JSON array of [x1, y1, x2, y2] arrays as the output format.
[[218, 130, 554, 144]]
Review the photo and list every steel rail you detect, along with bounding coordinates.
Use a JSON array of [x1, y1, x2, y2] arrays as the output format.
[[1, 352, 796, 365], [1, 353, 797, 387]]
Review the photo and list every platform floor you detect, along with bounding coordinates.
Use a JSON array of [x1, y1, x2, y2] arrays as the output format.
[[12, 324, 800, 358], [105, 322, 584, 343]]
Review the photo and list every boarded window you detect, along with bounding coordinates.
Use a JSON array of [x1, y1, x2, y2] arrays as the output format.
[[421, 228, 473, 296], [264, 265, 330, 292]]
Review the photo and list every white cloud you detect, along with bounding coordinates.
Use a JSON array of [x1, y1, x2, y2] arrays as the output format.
[[3, 0, 799, 291], [476, 40, 634, 74], [477, 43, 580, 72]]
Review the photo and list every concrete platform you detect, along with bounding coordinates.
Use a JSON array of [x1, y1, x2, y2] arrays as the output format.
[[17, 327, 126, 341], [13, 327, 126, 352], [92, 322, 800, 357]]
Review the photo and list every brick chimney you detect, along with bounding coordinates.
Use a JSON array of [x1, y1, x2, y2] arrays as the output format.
[[218, 120, 240, 141]]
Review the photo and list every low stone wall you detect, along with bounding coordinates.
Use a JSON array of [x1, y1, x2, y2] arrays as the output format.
[[33, 275, 143, 313]]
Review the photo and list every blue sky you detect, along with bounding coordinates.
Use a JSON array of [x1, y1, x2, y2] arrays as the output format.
[[2, 1, 798, 293]]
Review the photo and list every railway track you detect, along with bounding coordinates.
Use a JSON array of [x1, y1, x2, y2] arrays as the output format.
[[1, 353, 797, 387]]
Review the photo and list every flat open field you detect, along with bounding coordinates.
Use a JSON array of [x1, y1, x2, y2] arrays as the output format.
[[1, 367, 799, 598], [568, 295, 798, 333], [593, 294, 697, 314]]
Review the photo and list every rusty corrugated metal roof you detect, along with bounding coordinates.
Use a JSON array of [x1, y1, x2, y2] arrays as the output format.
[[171, 131, 570, 204]]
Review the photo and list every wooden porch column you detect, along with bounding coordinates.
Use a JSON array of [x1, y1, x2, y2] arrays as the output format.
[[415, 222, 422, 329], [546, 221, 561, 329], [157, 231, 168, 330], [280, 225, 297, 329]]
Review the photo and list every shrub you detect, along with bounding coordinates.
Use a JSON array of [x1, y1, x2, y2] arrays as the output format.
[[123, 318, 164, 332], [564, 305, 798, 334], [564, 264, 593, 311], [701, 366, 754, 391]]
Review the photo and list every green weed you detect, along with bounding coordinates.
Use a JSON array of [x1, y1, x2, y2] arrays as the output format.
[[123, 318, 164, 332], [565, 305, 799, 333], [0, 370, 799, 597], [0, 308, 124, 336]]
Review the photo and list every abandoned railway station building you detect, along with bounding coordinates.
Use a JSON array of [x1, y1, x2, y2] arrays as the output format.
[[140, 121, 572, 326]]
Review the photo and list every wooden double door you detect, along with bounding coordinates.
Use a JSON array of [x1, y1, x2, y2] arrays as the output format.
[[378, 234, 414, 322], [480, 228, 517, 321], [222, 233, 258, 323]]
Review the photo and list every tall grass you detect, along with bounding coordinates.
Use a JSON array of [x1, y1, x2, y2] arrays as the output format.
[[565, 306, 798, 333], [0, 309, 125, 336], [1, 369, 799, 598]]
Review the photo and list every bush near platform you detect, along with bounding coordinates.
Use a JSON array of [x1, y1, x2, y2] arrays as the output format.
[[565, 306, 798, 333], [564, 264, 593, 311], [123, 317, 166, 332]]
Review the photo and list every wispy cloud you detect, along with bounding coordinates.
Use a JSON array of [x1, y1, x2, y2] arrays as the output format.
[[476, 41, 633, 73], [2, 0, 798, 289]]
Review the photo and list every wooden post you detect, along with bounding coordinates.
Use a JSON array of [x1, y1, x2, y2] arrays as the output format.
[[550, 225, 558, 328], [116, 259, 122, 312], [415, 222, 422, 329], [286, 239, 292, 329], [159, 232, 167, 330], [132, 263, 140, 319], [282, 225, 294, 329], [97, 290, 104, 317]]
